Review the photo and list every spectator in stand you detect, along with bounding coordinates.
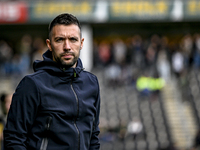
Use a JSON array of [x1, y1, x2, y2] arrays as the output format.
[[125, 37, 133, 64], [18, 34, 32, 75], [32, 37, 48, 62], [0, 40, 13, 76], [156, 36, 171, 81], [145, 34, 161, 70], [145, 43, 157, 68], [97, 40, 112, 67], [0, 92, 12, 150], [171, 48, 184, 78], [180, 34, 194, 68], [112, 38, 127, 65], [193, 33, 200, 69], [157, 49, 171, 81], [145, 35, 158, 64], [10, 35, 32, 77], [136, 71, 165, 98], [130, 35, 144, 67], [93, 39, 101, 67], [11, 54, 23, 76], [104, 63, 121, 86]]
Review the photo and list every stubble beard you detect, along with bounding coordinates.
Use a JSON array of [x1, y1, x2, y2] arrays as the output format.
[[52, 51, 79, 68]]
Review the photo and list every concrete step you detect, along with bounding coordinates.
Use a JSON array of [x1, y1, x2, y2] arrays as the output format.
[[161, 78, 197, 149]]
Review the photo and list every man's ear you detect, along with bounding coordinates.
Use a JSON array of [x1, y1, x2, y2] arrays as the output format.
[[46, 39, 52, 51], [80, 38, 84, 50]]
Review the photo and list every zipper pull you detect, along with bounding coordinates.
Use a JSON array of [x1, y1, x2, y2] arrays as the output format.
[[73, 68, 77, 78], [45, 116, 52, 131]]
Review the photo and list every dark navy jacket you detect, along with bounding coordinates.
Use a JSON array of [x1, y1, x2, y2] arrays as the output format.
[[4, 50, 100, 150]]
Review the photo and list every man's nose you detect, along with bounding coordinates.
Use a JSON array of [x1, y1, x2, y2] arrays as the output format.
[[64, 40, 71, 50]]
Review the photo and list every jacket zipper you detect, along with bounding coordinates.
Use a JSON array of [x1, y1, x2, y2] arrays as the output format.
[[40, 116, 52, 150], [71, 81, 80, 150], [40, 138, 48, 150]]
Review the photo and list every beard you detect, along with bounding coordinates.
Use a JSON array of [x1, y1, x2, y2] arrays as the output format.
[[52, 51, 80, 68]]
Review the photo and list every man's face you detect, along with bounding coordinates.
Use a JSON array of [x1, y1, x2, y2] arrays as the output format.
[[46, 24, 84, 68]]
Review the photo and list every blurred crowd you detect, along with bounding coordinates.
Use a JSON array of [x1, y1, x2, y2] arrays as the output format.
[[0, 35, 47, 78], [0, 32, 200, 84], [93, 33, 200, 88]]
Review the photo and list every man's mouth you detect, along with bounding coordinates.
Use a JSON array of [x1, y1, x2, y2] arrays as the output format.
[[61, 53, 74, 59]]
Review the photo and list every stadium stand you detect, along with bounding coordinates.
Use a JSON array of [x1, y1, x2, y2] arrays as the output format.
[[93, 68, 170, 150], [1, 32, 200, 149]]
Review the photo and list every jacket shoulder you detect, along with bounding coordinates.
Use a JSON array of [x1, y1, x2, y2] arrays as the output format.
[[24, 70, 48, 83], [82, 70, 99, 82], [16, 70, 46, 91], [27, 70, 46, 78]]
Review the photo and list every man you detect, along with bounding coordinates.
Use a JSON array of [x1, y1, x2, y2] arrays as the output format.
[[4, 13, 101, 150]]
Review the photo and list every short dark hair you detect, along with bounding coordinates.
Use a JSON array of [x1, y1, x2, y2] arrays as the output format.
[[48, 13, 81, 39]]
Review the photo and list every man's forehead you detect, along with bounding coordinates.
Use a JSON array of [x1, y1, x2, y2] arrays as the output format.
[[52, 24, 81, 37]]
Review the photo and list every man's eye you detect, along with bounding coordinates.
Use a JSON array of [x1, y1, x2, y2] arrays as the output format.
[[70, 38, 78, 42], [56, 38, 63, 42]]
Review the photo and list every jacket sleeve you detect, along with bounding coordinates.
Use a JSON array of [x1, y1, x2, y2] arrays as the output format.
[[3, 76, 40, 150], [89, 78, 101, 150]]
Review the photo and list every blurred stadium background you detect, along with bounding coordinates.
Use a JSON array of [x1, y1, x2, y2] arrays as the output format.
[[1, 0, 200, 150]]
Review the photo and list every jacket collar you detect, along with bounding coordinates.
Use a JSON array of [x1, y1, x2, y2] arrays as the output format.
[[33, 50, 84, 79]]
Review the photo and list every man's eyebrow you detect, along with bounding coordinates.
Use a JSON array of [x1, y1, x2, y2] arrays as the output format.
[[69, 36, 78, 39], [54, 36, 65, 40], [54, 36, 64, 39]]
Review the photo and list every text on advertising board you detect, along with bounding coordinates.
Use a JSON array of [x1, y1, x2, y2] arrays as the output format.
[[111, 1, 168, 16], [34, 2, 92, 17], [187, 1, 200, 15]]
